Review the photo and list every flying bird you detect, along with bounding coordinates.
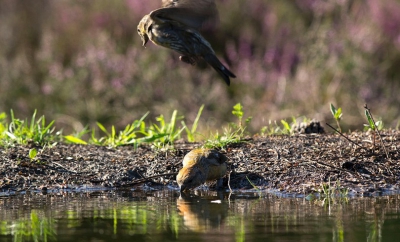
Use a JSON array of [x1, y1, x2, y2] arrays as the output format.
[[137, 0, 235, 85]]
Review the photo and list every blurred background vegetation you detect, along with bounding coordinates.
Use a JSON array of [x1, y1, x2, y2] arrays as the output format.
[[0, 0, 399, 136]]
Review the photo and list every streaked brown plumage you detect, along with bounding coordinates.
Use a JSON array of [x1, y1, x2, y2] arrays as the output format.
[[161, 0, 219, 30], [137, 0, 235, 85], [176, 148, 227, 192]]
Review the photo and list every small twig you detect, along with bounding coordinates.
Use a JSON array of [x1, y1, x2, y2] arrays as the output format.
[[364, 104, 389, 159], [120, 172, 177, 187], [52, 161, 78, 173], [228, 170, 232, 193], [314, 160, 356, 177], [325, 123, 363, 148]]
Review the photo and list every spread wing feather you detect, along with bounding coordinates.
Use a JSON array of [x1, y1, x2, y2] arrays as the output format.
[[150, 0, 218, 30]]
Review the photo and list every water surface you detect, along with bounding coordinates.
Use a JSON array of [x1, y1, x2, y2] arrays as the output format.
[[0, 189, 399, 241]]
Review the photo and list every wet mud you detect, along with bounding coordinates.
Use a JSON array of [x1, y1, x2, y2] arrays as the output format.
[[1, 130, 399, 196]]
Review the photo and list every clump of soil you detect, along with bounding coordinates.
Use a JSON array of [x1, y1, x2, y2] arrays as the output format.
[[0, 130, 399, 196]]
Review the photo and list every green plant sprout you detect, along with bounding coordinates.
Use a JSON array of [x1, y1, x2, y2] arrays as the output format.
[[205, 103, 252, 149], [63, 106, 205, 149], [259, 121, 279, 136], [320, 178, 349, 201], [364, 110, 383, 131], [28, 146, 51, 163], [64, 135, 88, 145], [245, 176, 262, 194], [28, 148, 38, 160], [182, 105, 204, 142], [232, 103, 244, 127], [64, 126, 91, 145], [280, 119, 291, 134], [0, 112, 8, 146], [89, 112, 150, 148], [2, 110, 59, 146], [364, 104, 389, 158], [0, 104, 397, 151], [260, 119, 290, 136], [145, 110, 185, 149], [330, 103, 343, 132]]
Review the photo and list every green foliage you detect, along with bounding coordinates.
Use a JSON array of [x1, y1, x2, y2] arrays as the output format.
[[320, 178, 348, 198], [280, 120, 291, 134], [231, 103, 253, 133], [330, 103, 343, 121], [64, 135, 88, 145], [28, 147, 45, 163], [6, 210, 56, 241], [205, 103, 252, 149], [182, 105, 204, 142], [363, 105, 389, 158], [260, 120, 287, 136], [28, 148, 38, 160], [0, 108, 200, 149], [260, 117, 306, 136], [77, 109, 193, 149], [364, 110, 384, 131], [1, 1, 400, 136], [0, 104, 394, 150], [245, 176, 261, 194], [89, 112, 149, 148], [0, 112, 7, 145], [64, 126, 90, 145], [144, 110, 185, 149], [1, 110, 60, 146], [330, 104, 343, 132], [232, 103, 244, 124], [204, 127, 242, 149]]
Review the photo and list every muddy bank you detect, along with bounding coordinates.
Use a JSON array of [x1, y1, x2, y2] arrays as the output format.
[[0, 131, 399, 196]]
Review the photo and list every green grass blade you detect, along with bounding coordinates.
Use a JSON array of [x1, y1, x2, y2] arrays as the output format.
[[97, 122, 109, 136], [191, 105, 204, 134], [64, 135, 88, 145]]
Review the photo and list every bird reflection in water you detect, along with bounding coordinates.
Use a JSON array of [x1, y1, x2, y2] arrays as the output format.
[[177, 191, 228, 232]]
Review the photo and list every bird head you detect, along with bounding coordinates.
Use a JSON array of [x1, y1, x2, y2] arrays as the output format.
[[178, 176, 199, 193], [179, 184, 187, 193], [177, 166, 205, 193], [137, 15, 151, 47]]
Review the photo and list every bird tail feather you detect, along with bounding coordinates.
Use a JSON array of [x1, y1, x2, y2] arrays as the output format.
[[204, 54, 236, 86]]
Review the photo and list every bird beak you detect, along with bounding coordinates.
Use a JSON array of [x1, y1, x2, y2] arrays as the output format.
[[141, 35, 149, 47], [179, 185, 186, 193]]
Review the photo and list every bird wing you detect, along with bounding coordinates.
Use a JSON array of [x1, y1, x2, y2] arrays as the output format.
[[151, 0, 219, 30], [205, 150, 227, 166], [161, 0, 216, 9]]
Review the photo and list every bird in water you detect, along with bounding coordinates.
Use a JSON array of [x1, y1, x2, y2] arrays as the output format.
[[176, 148, 227, 192], [137, 0, 235, 85]]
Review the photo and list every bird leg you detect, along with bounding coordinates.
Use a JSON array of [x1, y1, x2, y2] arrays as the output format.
[[179, 55, 197, 65], [215, 178, 223, 190]]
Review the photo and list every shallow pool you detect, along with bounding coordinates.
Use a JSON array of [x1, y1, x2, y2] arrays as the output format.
[[0, 189, 399, 241]]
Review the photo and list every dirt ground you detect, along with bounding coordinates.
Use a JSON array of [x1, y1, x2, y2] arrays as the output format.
[[0, 130, 399, 196]]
